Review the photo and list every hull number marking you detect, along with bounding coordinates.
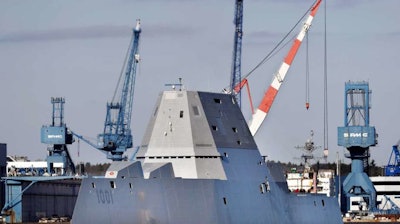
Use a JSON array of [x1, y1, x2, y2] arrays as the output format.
[[96, 189, 114, 204]]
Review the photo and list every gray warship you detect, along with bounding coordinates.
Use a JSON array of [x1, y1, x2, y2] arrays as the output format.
[[72, 90, 343, 223]]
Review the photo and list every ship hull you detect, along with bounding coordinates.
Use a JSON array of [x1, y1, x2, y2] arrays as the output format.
[[72, 150, 342, 224], [72, 90, 342, 223]]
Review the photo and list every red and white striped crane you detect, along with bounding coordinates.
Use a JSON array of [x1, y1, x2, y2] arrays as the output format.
[[247, 0, 322, 136]]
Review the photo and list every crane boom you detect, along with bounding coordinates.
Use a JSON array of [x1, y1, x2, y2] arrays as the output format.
[[72, 20, 141, 161], [230, 0, 244, 107], [248, 0, 321, 136], [99, 20, 141, 160]]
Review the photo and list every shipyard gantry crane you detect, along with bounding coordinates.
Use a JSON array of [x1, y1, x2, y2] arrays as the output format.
[[337, 81, 378, 213], [72, 20, 141, 161], [230, 0, 244, 107], [41, 97, 76, 175]]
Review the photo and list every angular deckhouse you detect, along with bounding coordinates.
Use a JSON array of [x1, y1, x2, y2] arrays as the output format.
[[137, 90, 255, 179]]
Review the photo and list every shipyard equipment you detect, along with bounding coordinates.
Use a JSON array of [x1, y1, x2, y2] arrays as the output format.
[[72, 20, 141, 161], [384, 144, 400, 176], [225, 0, 323, 137], [230, 0, 243, 107], [245, 0, 321, 136], [338, 81, 378, 213], [381, 195, 400, 211], [40, 97, 75, 175], [1, 98, 79, 222]]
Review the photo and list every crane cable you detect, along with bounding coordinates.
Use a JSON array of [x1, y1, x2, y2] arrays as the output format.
[[323, 0, 329, 157], [305, 32, 310, 110], [77, 139, 80, 157], [111, 33, 135, 104]]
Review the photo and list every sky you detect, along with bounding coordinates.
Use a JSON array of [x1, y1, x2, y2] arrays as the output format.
[[0, 0, 399, 167]]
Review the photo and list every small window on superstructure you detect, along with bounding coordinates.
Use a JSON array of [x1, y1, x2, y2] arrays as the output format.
[[214, 98, 222, 104], [232, 127, 238, 133], [129, 183, 132, 189], [110, 181, 116, 189], [91, 182, 96, 188], [179, 110, 184, 118], [260, 183, 266, 194], [265, 177, 270, 192], [237, 140, 241, 145], [212, 125, 218, 131], [192, 106, 200, 116]]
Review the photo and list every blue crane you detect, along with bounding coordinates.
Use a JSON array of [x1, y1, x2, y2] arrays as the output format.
[[73, 20, 141, 161], [230, 0, 243, 107], [338, 81, 378, 213], [384, 144, 400, 176], [41, 97, 76, 175]]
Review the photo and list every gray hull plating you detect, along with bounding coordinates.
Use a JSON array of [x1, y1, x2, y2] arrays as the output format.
[[72, 91, 342, 223]]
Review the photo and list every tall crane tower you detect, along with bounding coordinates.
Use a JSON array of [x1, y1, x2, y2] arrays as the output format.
[[338, 81, 378, 213], [73, 20, 141, 161], [41, 97, 75, 175], [230, 0, 244, 107]]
